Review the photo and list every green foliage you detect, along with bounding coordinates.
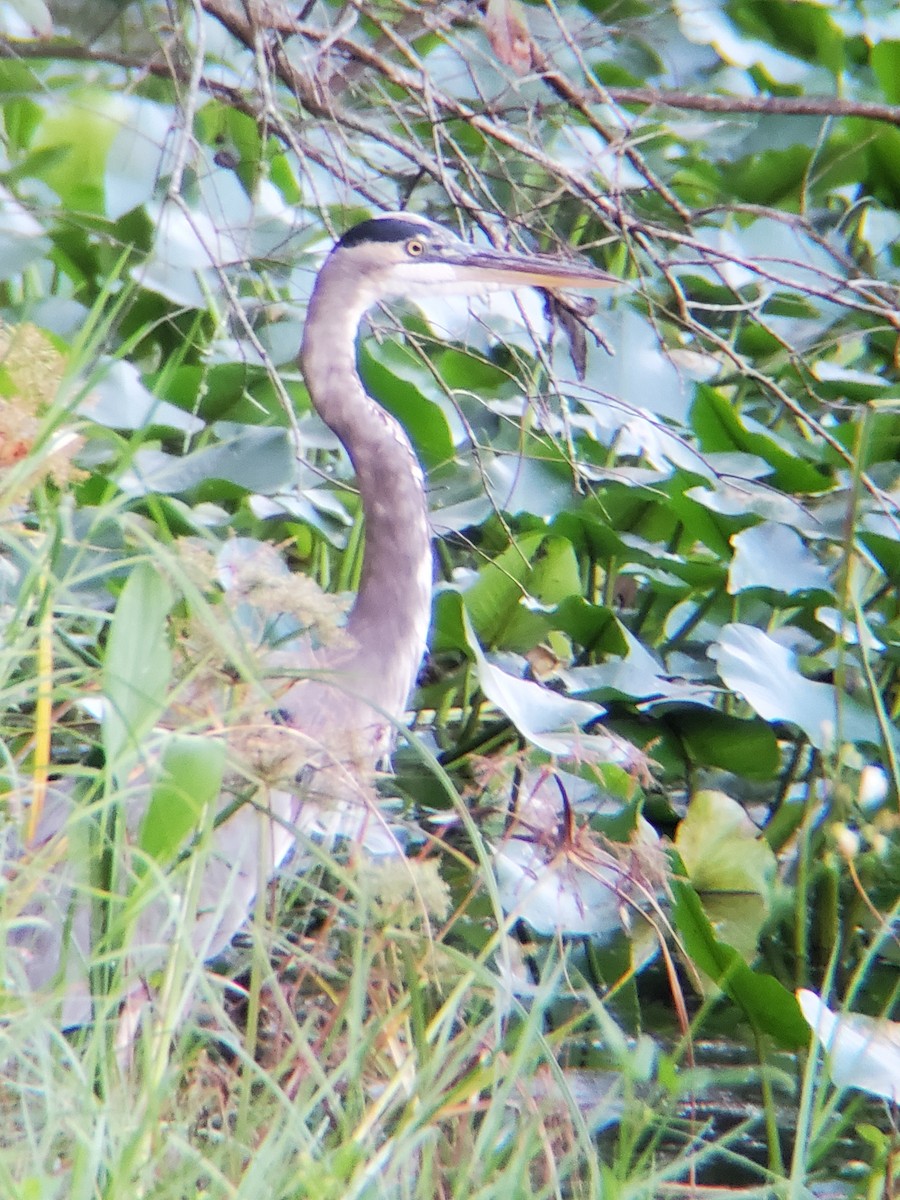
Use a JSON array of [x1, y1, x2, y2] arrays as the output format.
[[102, 562, 173, 777], [676, 790, 776, 899], [671, 876, 809, 1050], [138, 733, 225, 866]]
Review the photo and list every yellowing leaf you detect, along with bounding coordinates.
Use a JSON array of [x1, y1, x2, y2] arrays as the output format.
[[676, 789, 775, 900]]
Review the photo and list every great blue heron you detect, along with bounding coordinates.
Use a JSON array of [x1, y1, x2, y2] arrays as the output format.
[[7, 213, 614, 1023]]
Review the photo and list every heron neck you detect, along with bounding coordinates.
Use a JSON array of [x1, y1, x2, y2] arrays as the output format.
[[301, 283, 433, 709]]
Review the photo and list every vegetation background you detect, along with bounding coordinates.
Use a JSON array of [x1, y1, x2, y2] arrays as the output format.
[[0, 0, 897, 1196]]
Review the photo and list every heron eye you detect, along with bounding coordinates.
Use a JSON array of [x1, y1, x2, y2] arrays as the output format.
[[406, 238, 425, 257]]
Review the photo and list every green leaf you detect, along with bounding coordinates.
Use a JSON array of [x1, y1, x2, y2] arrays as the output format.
[[861, 530, 900, 583], [125, 427, 296, 496], [797, 989, 900, 1102], [686, 476, 814, 526], [359, 341, 455, 468], [529, 536, 582, 605], [671, 875, 808, 1049], [436, 592, 606, 752], [85, 359, 204, 433], [501, 536, 583, 651], [676, 789, 776, 899], [711, 622, 887, 750], [724, 145, 811, 205], [672, 710, 779, 779], [102, 563, 173, 775], [713, 623, 835, 744], [589, 307, 690, 422], [461, 530, 546, 647], [436, 346, 510, 393], [552, 596, 619, 651], [139, 733, 226, 866], [486, 454, 576, 520], [105, 97, 172, 219], [563, 624, 693, 704], [31, 89, 122, 213], [728, 522, 831, 597], [474, 646, 604, 749], [811, 361, 890, 402], [692, 385, 830, 493], [871, 41, 900, 104]]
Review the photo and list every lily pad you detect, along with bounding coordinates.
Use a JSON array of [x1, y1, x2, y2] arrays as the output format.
[[728, 522, 831, 596], [676, 789, 776, 899]]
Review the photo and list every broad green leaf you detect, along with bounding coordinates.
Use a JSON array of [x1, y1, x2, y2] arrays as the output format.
[[723, 145, 811, 205], [139, 202, 228, 308], [31, 89, 124, 212], [672, 710, 779, 779], [711, 622, 835, 747], [677, 2, 811, 84], [826, 409, 900, 470], [359, 341, 455, 468], [586, 307, 690, 422], [728, 522, 831, 596], [860, 530, 900, 583], [868, 127, 900, 206], [105, 97, 172, 219], [670, 875, 808, 1049], [430, 587, 470, 656], [811, 362, 890, 402], [139, 733, 226, 866], [461, 530, 545, 647], [661, 486, 734, 558], [474, 648, 604, 750], [435, 346, 510, 394], [676, 789, 776, 899], [486, 455, 576, 520], [686, 477, 816, 527], [6, 0, 51, 34], [437, 592, 606, 751], [83, 359, 204, 433], [711, 623, 887, 750], [700, 892, 770, 972], [552, 596, 620, 652], [563, 624, 702, 705], [123, 427, 296, 496], [528, 536, 582, 605], [102, 563, 173, 774], [501, 536, 582, 651], [692, 385, 830, 493], [872, 40, 900, 104]]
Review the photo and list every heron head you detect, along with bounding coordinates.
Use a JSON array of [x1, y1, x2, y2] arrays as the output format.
[[328, 212, 617, 300]]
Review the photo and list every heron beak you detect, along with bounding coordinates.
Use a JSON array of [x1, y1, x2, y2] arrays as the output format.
[[450, 246, 617, 291]]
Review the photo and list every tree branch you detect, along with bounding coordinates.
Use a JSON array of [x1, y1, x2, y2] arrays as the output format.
[[2, 31, 899, 129], [601, 85, 900, 129]]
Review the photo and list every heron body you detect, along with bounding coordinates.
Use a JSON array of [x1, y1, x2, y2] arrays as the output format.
[[284, 213, 614, 765], [5, 213, 614, 1022]]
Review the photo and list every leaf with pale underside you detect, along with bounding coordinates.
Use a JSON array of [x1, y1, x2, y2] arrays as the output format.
[[797, 989, 900, 1102]]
